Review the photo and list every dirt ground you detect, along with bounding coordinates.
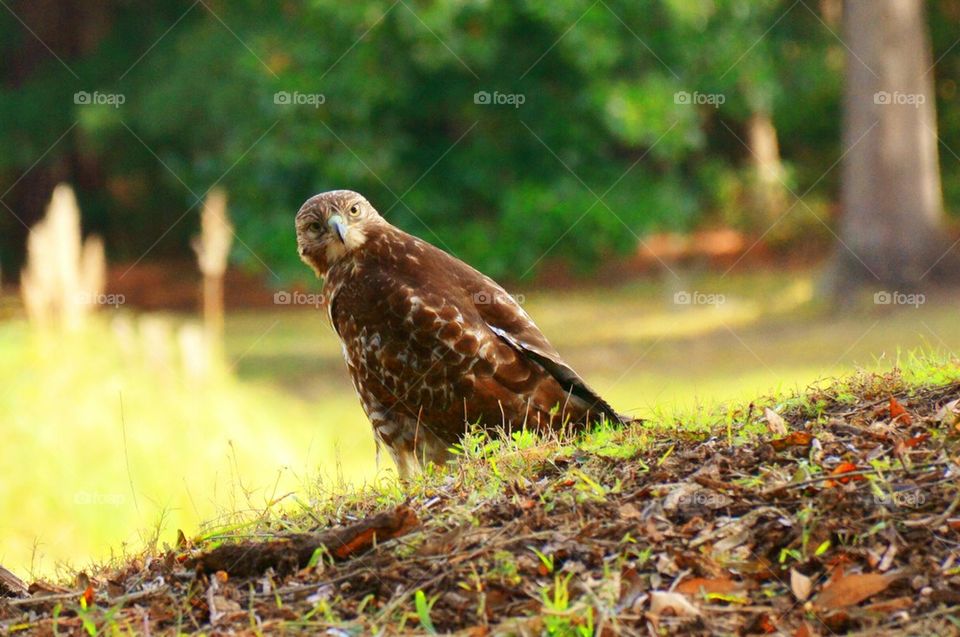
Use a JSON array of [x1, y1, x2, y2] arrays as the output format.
[[1, 371, 959, 635]]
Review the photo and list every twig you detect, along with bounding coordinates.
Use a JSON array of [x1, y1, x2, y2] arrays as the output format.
[[902, 493, 960, 528], [761, 462, 949, 495]]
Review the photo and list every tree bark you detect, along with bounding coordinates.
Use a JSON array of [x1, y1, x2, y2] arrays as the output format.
[[831, 0, 952, 296], [747, 111, 788, 226]]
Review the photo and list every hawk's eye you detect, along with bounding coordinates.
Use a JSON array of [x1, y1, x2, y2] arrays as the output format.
[[349, 204, 360, 216], [306, 222, 322, 233]]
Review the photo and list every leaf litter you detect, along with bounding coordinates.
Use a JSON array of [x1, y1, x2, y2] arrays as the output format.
[[1, 369, 959, 635]]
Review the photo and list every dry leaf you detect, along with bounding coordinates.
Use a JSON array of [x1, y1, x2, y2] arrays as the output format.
[[765, 407, 788, 435], [749, 613, 778, 634], [790, 568, 813, 601], [862, 596, 913, 613], [650, 591, 701, 617], [80, 584, 96, 607], [794, 621, 819, 637], [814, 572, 897, 610], [676, 577, 740, 596], [889, 396, 912, 425], [770, 431, 813, 451], [619, 502, 642, 520], [901, 432, 929, 448], [935, 399, 960, 425], [824, 462, 861, 487]]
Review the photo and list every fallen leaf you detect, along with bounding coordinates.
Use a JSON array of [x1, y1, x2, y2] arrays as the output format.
[[80, 584, 95, 607], [770, 431, 813, 451], [764, 408, 788, 435], [824, 462, 862, 487], [935, 399, 960, 425], [814, 572, 897, 610], [619, 502, 642, 520], [649, 591, 701, 617], [790, 568, 813, 601], [676, 577, 740, 596], [901, 432, 929, 448], [794, 621, 819, 637], [748, 613, 777, 634], [889, 396, 912, 425], [862, 596, 913, 613]]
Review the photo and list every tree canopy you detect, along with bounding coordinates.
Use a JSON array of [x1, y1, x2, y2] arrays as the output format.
[[2, 0, 959, 282]]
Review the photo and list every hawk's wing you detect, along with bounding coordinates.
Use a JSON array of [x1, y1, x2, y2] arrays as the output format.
[[457, 270, 625, 425]]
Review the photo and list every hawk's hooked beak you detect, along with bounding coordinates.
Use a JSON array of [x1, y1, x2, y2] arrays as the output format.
[[327, 214, 348, 243]]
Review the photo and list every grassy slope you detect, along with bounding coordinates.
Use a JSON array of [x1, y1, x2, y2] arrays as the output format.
[[1, 356, 959, 635], [3, 269, 960, 582]]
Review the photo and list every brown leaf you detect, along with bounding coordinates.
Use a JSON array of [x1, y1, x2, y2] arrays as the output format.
[[764, 408, 788, 435], [770, 431, 813, 451], [748, 613, 778, 634], [935, 399, 960, 425], [676, 577, 740, 596], [794, 621, 819, 637], [618, 502, 642, 520], [889, 396, 912, 425], [814, 572, 897, 610], [188, 505, 419, 576], [80, 584, 95, 607], [790, 568, 813, 601], [862, 596, 913, 613], [649, 591, 701, 617], [824, 462, 861, 488], [901, 432, 929, 448], [0, 566, 28, 598]]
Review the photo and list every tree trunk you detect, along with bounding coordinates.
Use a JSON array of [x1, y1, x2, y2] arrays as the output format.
[[747, 111, 788, 226], [831, 0, 952, 296]]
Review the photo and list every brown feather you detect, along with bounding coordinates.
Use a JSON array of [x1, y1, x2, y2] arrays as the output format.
[[297, 190, 627, 477]]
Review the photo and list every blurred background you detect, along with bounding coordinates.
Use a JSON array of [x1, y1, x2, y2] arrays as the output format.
[[1, 0, 959, 578]]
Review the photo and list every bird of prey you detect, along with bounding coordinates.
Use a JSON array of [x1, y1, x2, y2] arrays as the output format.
[[296, 190, 625, 477]]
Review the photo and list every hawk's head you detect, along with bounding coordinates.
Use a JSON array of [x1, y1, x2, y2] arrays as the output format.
[[296, 190, 383, 276]]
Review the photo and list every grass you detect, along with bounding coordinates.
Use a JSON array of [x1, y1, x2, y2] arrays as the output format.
[[4, 355, 958, 634], [0, 268, 959, 581]]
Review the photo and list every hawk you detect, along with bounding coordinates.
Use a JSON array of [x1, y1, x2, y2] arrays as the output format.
[[296, 190, 625, 477]]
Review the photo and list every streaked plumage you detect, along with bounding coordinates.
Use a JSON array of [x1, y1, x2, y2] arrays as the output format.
[[296, 190, 624, 476]]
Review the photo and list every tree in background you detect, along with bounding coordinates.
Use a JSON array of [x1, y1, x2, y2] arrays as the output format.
[[1, 0, 958, 285], [833, 0, 955, 294]]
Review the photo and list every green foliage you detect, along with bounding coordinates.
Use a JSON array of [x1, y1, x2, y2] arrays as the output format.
[[413, 589, 438, 635], [14, 0, 959, 279]]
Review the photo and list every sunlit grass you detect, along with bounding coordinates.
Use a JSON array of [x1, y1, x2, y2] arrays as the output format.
[[0, 269, 958, 579], [0, 319, 377, 580]]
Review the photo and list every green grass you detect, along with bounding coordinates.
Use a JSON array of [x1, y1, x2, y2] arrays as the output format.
[[1, 268, 959, 579]]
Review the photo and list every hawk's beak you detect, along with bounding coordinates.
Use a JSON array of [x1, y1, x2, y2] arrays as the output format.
[[327, 214, 348, 243]]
